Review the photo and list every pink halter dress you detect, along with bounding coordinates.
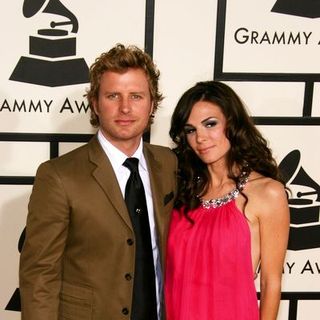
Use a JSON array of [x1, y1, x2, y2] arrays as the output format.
[[165, 177, 259, 320]]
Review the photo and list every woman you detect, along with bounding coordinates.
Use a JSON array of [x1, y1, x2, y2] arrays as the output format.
[[165, 81, 290, 320]]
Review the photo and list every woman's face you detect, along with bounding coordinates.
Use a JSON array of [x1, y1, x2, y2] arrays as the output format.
[[184, 100, 231, 166]]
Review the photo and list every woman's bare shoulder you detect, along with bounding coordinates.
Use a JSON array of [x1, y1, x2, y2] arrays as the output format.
[[244, 171, 288, 216], [246, 171, 285, 195]]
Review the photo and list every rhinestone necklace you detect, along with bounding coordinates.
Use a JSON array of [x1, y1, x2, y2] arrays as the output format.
[[201, 172, 249, 209]]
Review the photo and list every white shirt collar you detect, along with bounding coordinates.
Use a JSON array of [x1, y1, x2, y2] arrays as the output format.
[[97, 130, 147, 172]]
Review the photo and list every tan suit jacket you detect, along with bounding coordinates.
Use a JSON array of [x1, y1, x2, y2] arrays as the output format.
[[19, 135, 177, 320]]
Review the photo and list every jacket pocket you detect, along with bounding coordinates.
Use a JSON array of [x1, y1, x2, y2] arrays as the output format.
[[59, 282, 93, 320]]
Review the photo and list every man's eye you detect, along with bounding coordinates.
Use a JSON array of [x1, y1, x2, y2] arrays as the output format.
[[107, 93, 118, 99], [131, 94, 142, 100]]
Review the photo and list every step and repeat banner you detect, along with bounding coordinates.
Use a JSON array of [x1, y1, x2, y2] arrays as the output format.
[[1, 1, 319, 319]]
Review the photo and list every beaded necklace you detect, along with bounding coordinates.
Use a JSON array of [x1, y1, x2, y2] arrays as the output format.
[[201, 172, 249, 209]]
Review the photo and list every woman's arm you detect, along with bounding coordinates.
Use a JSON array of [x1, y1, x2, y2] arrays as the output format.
[[258, 180, 290, 320]]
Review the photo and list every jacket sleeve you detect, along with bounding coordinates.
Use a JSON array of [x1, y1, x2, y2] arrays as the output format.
[[19, 161, 70, 320]]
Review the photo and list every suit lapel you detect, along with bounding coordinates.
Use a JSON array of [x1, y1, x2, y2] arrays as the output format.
[[143, 144, 167, 241], [88, 136, 133, 230]]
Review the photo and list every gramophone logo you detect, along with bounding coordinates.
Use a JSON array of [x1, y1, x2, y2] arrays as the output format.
[[5, 228, 25, 312], [10, 0, 89, 87], [272, 0, 320, 18], [279, 150, 320, 251]]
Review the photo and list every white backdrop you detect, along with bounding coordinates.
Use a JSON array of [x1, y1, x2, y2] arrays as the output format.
[[1, 1, 319, 319]]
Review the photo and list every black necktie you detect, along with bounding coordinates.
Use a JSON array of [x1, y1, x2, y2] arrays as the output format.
[[123, 158, 157, 320]]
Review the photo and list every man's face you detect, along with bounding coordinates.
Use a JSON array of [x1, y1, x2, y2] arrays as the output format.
[[93, 68, 153, 154]]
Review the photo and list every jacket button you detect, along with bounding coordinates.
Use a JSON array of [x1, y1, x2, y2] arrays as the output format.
[[127, 238, 134, 245], [125, 273, 132, 281], [122, 307, 129, 315]]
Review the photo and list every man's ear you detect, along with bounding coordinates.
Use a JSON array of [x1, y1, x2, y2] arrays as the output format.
[[92, 99, 99, 115], [149, 101, 155, 116]]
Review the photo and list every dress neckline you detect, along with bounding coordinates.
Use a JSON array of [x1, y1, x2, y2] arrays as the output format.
[[201, 172, 249, 209]]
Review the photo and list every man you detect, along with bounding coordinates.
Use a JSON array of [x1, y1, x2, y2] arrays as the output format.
[[20, 44, 177, 320]]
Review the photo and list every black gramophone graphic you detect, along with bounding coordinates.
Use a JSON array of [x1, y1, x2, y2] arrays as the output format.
[[5, 228, 25, 312], [10, 0, 89, 87], [279, 150, 320, 250], [271, 0, 320, 18]]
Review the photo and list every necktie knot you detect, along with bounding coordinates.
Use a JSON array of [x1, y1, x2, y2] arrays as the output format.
[[123, 157, 139, 173]]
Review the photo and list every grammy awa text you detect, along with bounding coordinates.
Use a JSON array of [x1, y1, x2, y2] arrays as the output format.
[[234, 28, 315, 45], [256, 260, 320, 275], [0, 98, 89, 113]]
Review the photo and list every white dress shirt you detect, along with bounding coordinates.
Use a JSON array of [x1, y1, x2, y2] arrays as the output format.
[[97, 130, 162, 319]]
